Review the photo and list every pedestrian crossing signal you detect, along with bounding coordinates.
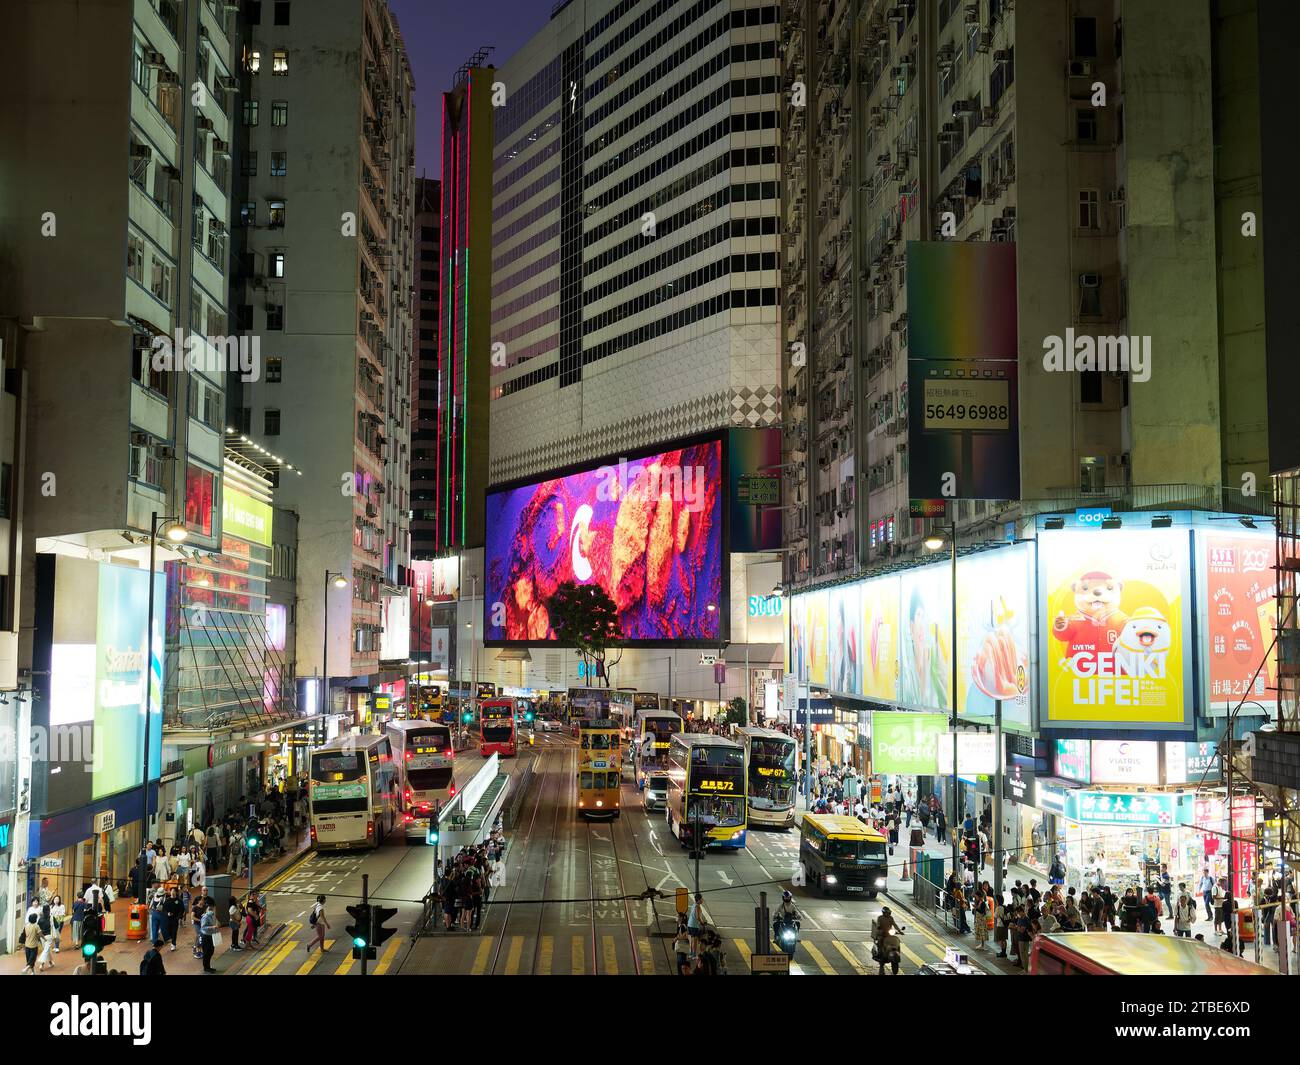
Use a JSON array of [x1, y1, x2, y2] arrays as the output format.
[[426, 827, 439, 845]]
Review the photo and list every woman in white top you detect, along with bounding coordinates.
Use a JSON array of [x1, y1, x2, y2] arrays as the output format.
[[190, 858, 206, 889], [176, 848, 191, 882], [49, 896, 66, 954], [153, 851, 171, 885]]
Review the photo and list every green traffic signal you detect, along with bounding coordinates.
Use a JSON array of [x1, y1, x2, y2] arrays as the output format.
[[352, 935, 367, 948], [82, 941, 96, 958], [462, 711, 472, 723], [426, 827, 439, 845]]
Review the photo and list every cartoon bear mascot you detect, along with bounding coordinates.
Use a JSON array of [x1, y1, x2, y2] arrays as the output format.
[[1052, 570, 1129, 668]]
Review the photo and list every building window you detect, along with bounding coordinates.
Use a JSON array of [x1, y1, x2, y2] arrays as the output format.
[[1080, 370, 1104, 405], [133, 39, 151, 93], [274, 1, 290, 25], [269, 251, 285, 277], [266, 357, 282, 382], [241, 151, 258, 176], [1075, 108, 1098, 144], [1073, 16, 1098, 58], [245, 1, 262, 23], [129, 137, 150, 188], [1078, 189, 1100, 229], [1080, 456, 1106, 494], [1078, 274, 1102, 318], [268, 200, 285, 227], [271, 100, 288, 126], [246, 49, 261, 73], [266, 304, 284, 330], [151, 255, 173, 307], [272, 50, 288, 75], [270, 151, 286, 176], [264, 408, 281, 435], [184, 464, 215, 536], [241, 200, 256, 226], [243, 99, 259, 125]]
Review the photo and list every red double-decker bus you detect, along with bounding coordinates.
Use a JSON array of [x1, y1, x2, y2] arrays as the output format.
[[479, 698, 518, 757]]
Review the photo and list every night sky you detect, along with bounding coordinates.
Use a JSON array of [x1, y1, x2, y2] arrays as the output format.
[[390, 0, 553, 179]]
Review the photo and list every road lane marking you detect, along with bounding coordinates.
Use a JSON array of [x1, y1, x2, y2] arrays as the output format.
[[571, 936, 585, 974], [832, 939, 868, 975], [899, 941, 926, 968], [246, 923, 299, 974], [538, 935, 553, 974], [924, 941, 946, 959], [602, 934, 618, 974], [505, 935, 524, 975], [373, 936, 403, 975], [295, 945, 328, 975], [638, 937, 656, 974], [332, 951, 356, 976], [255, 937, 298, 975], [731, 938, 753, 964], [471, 937, 493, 976], [801, 941, 837, 975]]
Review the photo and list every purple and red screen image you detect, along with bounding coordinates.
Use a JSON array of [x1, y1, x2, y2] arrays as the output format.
[[485, 440, 723, 642]]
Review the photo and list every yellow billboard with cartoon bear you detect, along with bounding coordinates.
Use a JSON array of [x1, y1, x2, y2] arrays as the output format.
[[1041, 529, 1189, 727]]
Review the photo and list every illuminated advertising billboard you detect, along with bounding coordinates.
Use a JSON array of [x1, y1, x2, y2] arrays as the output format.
[[804, 588, 828, 686], [1198, 531, 1276, 713], [728, 428, 782, 552], [484, 436, 723, 643], [1054, 738, 1091, 783], [827, 584, 861, 696], [870, 711, 949, 774], [222, 485, 273, 547], [380, 593, 411, 661], [898, 564, 952, 712], [861, 574, 899, 701], [787, 592, 806, 680], [905, 241, 1020, 506], [1039, 529, 1191, 730], [1089, 739, 1161, 785], [956, 545, 1032, 729]]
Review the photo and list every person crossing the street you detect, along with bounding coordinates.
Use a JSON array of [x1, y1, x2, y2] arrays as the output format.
[[306, 894, 330, 954]]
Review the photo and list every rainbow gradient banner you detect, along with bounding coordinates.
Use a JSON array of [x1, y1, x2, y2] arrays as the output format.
[[905, 241, 1020, 503]]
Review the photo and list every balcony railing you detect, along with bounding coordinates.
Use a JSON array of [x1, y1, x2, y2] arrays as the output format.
[[1037, 482, 1274, 517]]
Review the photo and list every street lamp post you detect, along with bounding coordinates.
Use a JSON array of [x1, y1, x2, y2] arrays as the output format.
[[925, 521, 961, 888], [323, 570, 348, 720], [137, 513, 188, 904]]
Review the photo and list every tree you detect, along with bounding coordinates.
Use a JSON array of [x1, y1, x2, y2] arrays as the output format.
[[723, 697, 748, 727], [547, 581, 623, 688]]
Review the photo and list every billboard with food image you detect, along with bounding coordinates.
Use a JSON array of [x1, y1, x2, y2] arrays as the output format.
[[956, 545, 1032, 730], [805, 587, 829, 687]]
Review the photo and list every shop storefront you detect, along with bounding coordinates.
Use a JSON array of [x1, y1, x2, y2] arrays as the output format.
[[27, 795, 150, 901], [1061, 789, 1201, 888]]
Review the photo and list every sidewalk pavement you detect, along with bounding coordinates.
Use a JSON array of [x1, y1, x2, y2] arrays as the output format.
[[2, 828, 314, 977]]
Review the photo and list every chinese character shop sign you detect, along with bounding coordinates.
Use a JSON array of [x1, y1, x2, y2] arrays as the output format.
[[1064, 790, 1180, 827]]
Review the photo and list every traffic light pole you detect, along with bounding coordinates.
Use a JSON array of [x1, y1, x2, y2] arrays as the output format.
[[361, 873, 369, 976]]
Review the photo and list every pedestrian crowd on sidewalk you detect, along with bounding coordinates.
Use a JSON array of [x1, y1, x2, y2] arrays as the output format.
[[672, 893, 728, 975]]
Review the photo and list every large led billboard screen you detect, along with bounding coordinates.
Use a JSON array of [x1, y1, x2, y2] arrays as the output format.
[[898, 564, 953, 712], [484, 437, 724, 643], [1039, 529, 1192, 730]]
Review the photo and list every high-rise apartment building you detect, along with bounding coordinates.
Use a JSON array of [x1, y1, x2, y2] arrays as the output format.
[[411, 177, 442, 559], [489, 0, 784, 483], [432, 63, 495, 553], [0, 0, 241, 949], [229, 0, 415, 699], [781, 0, 1252, 591]]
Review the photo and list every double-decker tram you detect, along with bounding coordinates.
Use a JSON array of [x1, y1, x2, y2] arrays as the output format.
[[736, 726, 797, 830], [665, 734, 747, 850], [634, 709, 682, 788], [577, 717, 622, 819], [479, 698, 519, 756]]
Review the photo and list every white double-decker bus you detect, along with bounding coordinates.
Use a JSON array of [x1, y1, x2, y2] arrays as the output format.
[[308, 733, 398, 851], [737, 726, 797, 830], [386, 719, 455, 842]]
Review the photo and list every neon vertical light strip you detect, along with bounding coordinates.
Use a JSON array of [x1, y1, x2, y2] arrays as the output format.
[[461, 80, 471, 546], [435, 96, 449, 552]]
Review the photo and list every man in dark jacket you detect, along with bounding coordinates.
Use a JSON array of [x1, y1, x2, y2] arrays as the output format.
[[140, 938, 167, 975], [1119, 887, 1142, 932]]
